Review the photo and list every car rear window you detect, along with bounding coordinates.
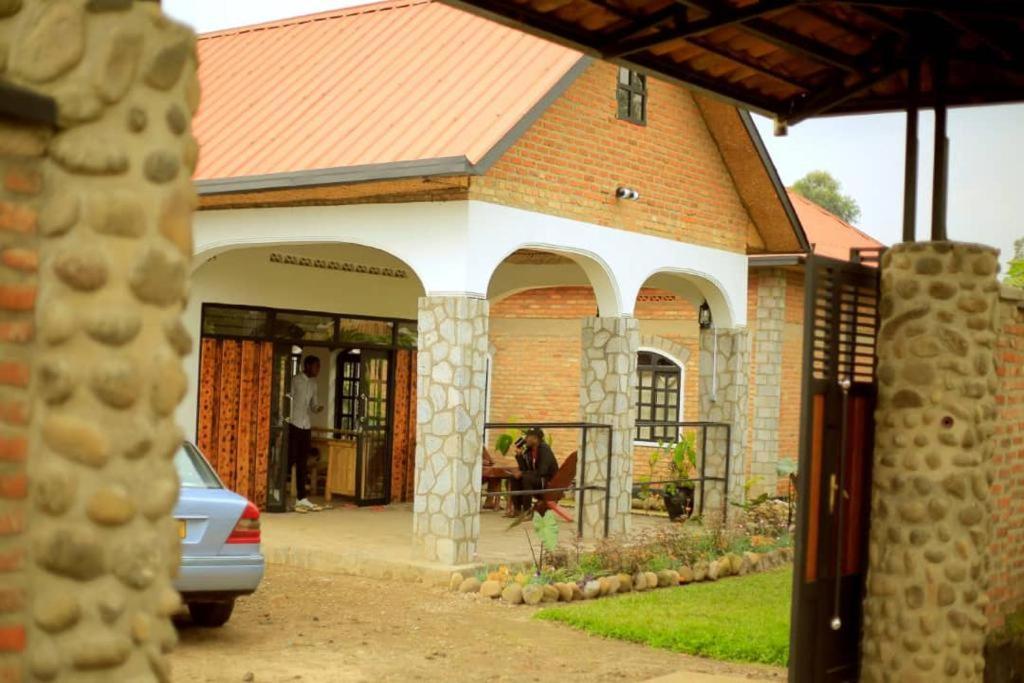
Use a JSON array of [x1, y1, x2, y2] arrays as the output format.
[[175, 443, 223, 489]]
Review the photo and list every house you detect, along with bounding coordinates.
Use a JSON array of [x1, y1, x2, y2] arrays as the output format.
[[181, 0, 817, 565]]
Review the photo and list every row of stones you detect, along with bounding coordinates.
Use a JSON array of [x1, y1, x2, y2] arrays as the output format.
[[413, 297, 489, 565], [450, 547, 794, 605], [861, 243, 999, 682], [1, 0, 200, 679], [579, 317, 638, 537]]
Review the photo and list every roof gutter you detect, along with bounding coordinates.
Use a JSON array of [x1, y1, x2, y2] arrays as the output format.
[[195, 156, 473, 195], [748, 253, 805, 268], [738, 110, 811, 254], [196, 56, 594, 197]]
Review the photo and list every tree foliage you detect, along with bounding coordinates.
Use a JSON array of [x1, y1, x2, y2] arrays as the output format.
[[1006, 237, 1024, 288], [791, 170, 862, 224]]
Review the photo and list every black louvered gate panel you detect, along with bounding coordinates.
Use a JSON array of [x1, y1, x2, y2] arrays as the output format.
[[790, 254, 881, 683]]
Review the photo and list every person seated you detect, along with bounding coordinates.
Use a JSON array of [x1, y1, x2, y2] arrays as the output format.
[[506, 428, 558, 518]]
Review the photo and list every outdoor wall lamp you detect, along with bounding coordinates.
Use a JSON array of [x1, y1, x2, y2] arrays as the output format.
[[698, 300, 713, 329], [615, 186, 640, 201]]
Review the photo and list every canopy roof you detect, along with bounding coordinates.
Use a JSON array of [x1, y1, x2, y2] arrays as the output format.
[[441, 0, 1024, 123]]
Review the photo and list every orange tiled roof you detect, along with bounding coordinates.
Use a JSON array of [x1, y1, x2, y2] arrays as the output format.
[[787, 191, 884, 262], [193, 0, 582, 184]]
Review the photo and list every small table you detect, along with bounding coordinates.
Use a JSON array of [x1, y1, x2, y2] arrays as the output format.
[[482, 463, 517, 510]]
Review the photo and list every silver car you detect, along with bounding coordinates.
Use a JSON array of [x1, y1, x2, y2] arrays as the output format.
[[173, 442, 265, 627]]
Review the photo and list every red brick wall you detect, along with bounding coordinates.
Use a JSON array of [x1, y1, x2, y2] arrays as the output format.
[[989, 293, 1024, 629], [488, 286, 699, 477], [471, 61, 753, 253], [0, 145, 40, 672]]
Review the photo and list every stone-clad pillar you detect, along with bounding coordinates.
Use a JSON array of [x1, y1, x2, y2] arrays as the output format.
[[861, 243, 1000, 682], [412, 296, 488, 565], [579, 316, 638, 537], [751, 270, 785, 494], [0, 2, 198, 679], [699, 328, 749, 514]]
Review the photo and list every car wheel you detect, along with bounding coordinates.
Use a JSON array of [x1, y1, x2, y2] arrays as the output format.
[[188, 600, 235, 627]]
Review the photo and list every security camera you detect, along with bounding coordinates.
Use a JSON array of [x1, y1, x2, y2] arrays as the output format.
[[615, 187, 640, 201]]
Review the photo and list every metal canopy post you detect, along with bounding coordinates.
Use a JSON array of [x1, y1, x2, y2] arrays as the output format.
[[902, 59, 920, 243], [931, 51, 950, 241]]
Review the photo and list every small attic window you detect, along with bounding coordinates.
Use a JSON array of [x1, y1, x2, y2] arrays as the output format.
[[616, 67, 647, 125]]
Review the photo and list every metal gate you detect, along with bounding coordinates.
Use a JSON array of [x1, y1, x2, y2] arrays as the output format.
[[789, 254, 880, 682]]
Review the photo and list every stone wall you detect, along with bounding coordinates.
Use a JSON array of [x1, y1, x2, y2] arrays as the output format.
[[1, 1, 198, 679], [861, 243, 1001, 682], [412, 296, 489, 565], [989, 285, 1024, 629], [579, 317, 638, 537], [698, 328, 750, 512], [750, 269, 785, 494], [0, 118, 47, 679]]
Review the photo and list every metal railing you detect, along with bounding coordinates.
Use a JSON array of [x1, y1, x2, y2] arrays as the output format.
[[482, 421, 613, 537], [632, 420, 732, 523]]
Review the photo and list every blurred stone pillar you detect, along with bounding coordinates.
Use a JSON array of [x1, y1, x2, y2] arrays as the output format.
[[579, 316, 638, 538], [0, 1, 199, 679], [412, 296, 488, 565], [698, 327, 749, 516], [861, 243, 1000, 682]]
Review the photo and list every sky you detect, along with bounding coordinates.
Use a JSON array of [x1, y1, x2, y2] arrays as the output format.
[[165, 0, 1024, 267]]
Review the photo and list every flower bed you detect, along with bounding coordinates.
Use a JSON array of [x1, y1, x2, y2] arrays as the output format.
[[449, 521, 794, 606]]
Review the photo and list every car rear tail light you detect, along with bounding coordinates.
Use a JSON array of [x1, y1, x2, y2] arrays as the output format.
[[226, 500, 261, 544]]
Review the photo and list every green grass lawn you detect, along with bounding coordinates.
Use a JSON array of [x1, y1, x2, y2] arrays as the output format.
[[535, 568, 792, 666]]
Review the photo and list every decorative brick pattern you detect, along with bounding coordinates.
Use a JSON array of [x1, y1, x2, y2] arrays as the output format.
[[579, 317, 639, 537], [1, 1, 199, 679], [861, 243, 1000, 681], [989, 287, 1024, 630], [413, 296, 489, 565], [699, 328, 750, 511]]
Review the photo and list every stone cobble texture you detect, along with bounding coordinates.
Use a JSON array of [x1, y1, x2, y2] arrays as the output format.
[[579, 316, 638, 537], [1, 1, 198, 679], [699, 328, 750, 512], [412, 296, 488, 565], [861, 242, 1000, 681]]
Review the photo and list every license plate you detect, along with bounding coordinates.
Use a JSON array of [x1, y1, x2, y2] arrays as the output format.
[[177, 520, 187, 539]]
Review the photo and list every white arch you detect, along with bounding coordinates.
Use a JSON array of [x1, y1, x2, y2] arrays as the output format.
[[481, 243, 622, 316], [626, 268, 737, 329], [189, 200, 748, 325]]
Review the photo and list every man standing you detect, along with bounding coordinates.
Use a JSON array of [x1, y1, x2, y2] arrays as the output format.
[[287, 355, 323, 511], [507, 428, 558, 518]]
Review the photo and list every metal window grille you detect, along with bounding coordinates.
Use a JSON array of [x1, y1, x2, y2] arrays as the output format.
[[635, 351, 681, 442]]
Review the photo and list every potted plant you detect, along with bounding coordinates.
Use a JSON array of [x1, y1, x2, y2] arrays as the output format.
[[660, 431, 697, 521]]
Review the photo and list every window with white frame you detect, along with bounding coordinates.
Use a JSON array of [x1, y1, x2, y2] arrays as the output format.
[[635, 351, 682, 443]]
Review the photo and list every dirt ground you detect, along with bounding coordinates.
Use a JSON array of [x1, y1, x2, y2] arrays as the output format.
[[172, 565, 786, 683]]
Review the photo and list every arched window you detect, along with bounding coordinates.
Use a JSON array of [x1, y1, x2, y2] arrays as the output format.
[[635, 351, 682, 443]]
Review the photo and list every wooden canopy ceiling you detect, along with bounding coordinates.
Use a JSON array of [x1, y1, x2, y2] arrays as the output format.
[[442, 0, 1024, 123]]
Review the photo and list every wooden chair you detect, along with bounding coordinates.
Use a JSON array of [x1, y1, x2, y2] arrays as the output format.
[[536, 451, 577, 522]]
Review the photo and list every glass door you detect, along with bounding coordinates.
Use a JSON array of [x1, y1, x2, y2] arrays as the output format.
[[265, 343, 296, 512], [356, 350, 391, 505]]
